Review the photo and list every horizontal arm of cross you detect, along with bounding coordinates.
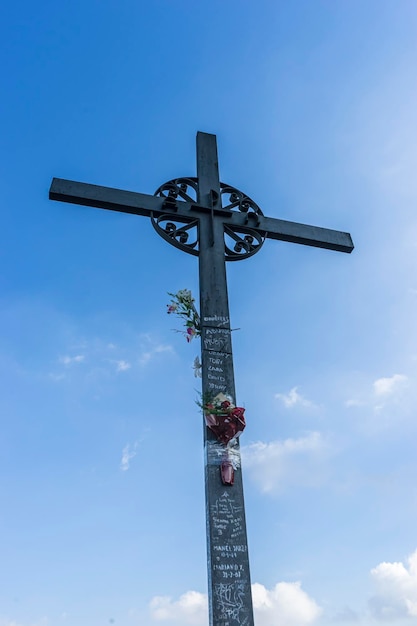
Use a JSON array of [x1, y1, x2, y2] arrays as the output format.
[[49, 177, 234, 218], [253, 214, 354, 253], [50, 178, 353, 253], [49, 178, 171, 217]]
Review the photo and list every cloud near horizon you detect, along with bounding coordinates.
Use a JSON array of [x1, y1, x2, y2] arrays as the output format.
[[150, 581, 321, 626], [369, 548, 417, 620]]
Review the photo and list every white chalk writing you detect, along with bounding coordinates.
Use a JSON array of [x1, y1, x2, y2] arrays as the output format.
[[203, 315, 230, 325], [214, 582, 246, 622], [208, 382, 227, 391], [205, 328, 231, 336]]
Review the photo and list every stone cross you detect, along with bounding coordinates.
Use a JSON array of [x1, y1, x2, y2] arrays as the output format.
[[49, 131, 353, 626]]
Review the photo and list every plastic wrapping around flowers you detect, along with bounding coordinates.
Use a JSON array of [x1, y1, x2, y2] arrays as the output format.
[[203, 393, 246, 444], [202, 392, 246, 486], [220, 444, 241, 486]]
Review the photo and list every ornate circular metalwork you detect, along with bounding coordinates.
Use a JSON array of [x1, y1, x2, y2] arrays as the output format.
[[152, 177, 265, 261], [151, 213, 199, 256], [151, 178, 200, 256], [223, 225, 264, 261]]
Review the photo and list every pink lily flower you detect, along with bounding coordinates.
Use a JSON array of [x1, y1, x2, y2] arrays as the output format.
[[186, 327, 196, 342]]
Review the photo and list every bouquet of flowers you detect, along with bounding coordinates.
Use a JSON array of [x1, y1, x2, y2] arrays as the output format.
[[167, 289, 201, 342], [200, 392, 246, 445], [199, 392, 246, 486]]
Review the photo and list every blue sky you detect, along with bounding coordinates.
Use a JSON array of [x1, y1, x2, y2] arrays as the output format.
[[1, 1, 417, 625]]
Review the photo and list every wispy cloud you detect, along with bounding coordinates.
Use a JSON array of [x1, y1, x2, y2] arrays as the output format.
[[275, 387, 315, 409], [139, 343, 173, 367], [120, 442, 139, 471], [330, 606, 360, 622], [242, 432, 330, 493], [58, 354, 85, 365], [48, 372, 66, 382], [373, 373, 409, 413], [149, 581, 321, 626], [115, 359, 131, 372], [346, 373, 409, 413], [0, 619, 49, 626], [49, 332, 174, 381], [369, 548, 417, 620], [345, 398, 366, 408]]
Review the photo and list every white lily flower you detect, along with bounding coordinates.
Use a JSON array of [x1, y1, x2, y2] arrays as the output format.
[[193, 356, 202, 377]]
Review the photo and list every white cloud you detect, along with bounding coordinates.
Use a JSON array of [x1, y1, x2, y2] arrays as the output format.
[[155, 344, 174, 355], [242, 432, 329, 493], [370, 548, 417, 620], [58, 354, 85, 365], [48, 372, 66, 381], [150, 590, 207, 625], [252, 581, 321, 626], [275, 387, 315, 409], [115, 359, 131, 372], [373, 374, 409, 412], [149, 582, 321, 626], [120, 442, 139, 471], [373, 374, 408, 397]]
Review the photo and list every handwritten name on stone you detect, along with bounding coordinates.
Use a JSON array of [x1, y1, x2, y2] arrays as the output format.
[[203, 327, 232, 352], [209, 364, 224, 372], [208, 382, 227, 391], [208, 352, 230, 368], [203, 315, 230, 327]]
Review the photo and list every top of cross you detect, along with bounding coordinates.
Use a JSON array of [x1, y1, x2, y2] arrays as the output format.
[[49, 131, 354, 260]]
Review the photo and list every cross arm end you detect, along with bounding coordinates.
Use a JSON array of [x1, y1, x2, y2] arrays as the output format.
[[49, 177, 168, 218], [258, 215, 354, 254]]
